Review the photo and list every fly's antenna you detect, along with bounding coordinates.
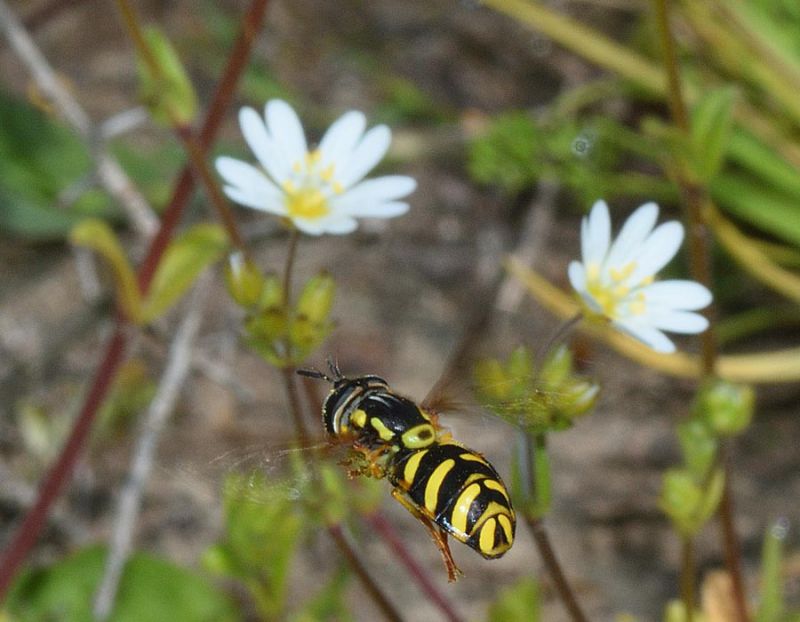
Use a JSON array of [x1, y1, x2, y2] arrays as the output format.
[[296, 367, 333, 383]]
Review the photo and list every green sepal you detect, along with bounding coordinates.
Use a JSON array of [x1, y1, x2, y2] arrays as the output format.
[[677, 418, 718, 480], [70, 218, 142, 322], [137, 27, 198, 127], [659, 467, 725, 537]]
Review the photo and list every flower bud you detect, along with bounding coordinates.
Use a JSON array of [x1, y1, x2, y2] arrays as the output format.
[[695, 380, 754, 437], [224, 252, 264, 309], [295, 272, 335, 325]]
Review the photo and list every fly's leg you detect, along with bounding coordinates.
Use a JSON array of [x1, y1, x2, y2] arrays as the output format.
[[391, 488, 463, 582]]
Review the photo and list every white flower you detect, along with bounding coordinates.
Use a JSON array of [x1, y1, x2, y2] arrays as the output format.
[[568, 200, 712, 353], [216, 99, 416, 236]]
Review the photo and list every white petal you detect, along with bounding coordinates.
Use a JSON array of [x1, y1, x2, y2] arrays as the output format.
[[334, 176, 416, 210], [318, 110, 366, 170], [239, 107, 290, 183], [629, 221, 684, 283], [647, 311, 709, 334], [568, 261, 587, 294], [266, 99, 308, 168], [642, 280, 712, 311], [615, 320, 676, 353], [605, 202, 659, 269], [338, 125, 392, 188], [341, 201, 409, 218], [223, 186, 286, 215], [215, 157, 284, 211], [294, 215, 358, 236], [322, 216, 359, 235], [583, 200, 611, 266]]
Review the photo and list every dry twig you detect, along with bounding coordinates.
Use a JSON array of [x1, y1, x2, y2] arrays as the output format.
[[92, 275, 210, 620]]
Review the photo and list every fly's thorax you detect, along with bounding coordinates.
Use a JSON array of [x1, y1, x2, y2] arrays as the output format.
[[321, 376, 437, 450]]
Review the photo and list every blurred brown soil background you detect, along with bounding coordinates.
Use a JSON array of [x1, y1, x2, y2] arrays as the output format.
[[1, 0, 799, 620]]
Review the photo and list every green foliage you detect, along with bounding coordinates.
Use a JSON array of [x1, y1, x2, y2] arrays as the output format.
[[468, 112, 542, 195], [375, 76, 450, 125], [229, 263, 337, 368], [755, 520, 789, 622], [5, 545, 239, 622], [288, 567, 353, 622], [204, 470, 304, 620], [0, 91, 114, 240], [144, 223, 229, 320], [486, 577, 540, 622], [96, 359, 157, 438], [688, 87, 737, 183], [137, 27, 198, 127], [474, 345, 599, 434], [659, 467, 724, 538], [70, 219, 228, 324]]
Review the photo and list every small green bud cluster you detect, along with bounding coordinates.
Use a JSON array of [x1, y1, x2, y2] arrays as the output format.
[[659, 379, 755, 537], [474, 345, 599, 434], [225, 253, 335, 367]]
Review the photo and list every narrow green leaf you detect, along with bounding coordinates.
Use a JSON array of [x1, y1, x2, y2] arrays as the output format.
[[727, 130, 800, 202], [711, 174, 800, 248], [690, 87, 736, 182], [70, 219, 142, 322], [138, 27, 198, 127], [756, 520, 788, 622], [141, 223, 228, 322]]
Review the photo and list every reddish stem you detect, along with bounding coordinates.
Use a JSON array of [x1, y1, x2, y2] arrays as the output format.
[[0, 0, 270, 602], [366, 513, 464, 622]]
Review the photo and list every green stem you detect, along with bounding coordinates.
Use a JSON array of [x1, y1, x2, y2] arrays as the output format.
[[681, 536, 696, 622], [531, 433, 552, 517], [654, 4, 748, 621]]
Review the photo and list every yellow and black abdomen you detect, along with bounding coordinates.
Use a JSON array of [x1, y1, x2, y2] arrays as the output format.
[[389, 441, 515, 559]]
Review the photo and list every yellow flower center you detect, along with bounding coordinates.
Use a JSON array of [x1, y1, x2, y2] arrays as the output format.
[[285, 186, 330, 220], [585, 261, 647, 319], [280, 149, 346, 221]]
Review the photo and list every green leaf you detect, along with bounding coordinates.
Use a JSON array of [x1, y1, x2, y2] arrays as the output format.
[[137, 27, 198, 127], [468, 111, 542, 195], [289, 567, 353, 622], [0, 91, 115, 240], [727, 130, 800, 202], [70, 219, 142, 322], [6, 545, 240, 622], [756, 520, 788, 622], [141, 223, 228, 322], [689, 87, 736, 182], [711, 174, 800, 248], [487, 577, 540, 622], [209, 471, 304, 619]]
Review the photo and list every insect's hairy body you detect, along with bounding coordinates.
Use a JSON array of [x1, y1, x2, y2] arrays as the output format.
[[318, 372, 515, 564]]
